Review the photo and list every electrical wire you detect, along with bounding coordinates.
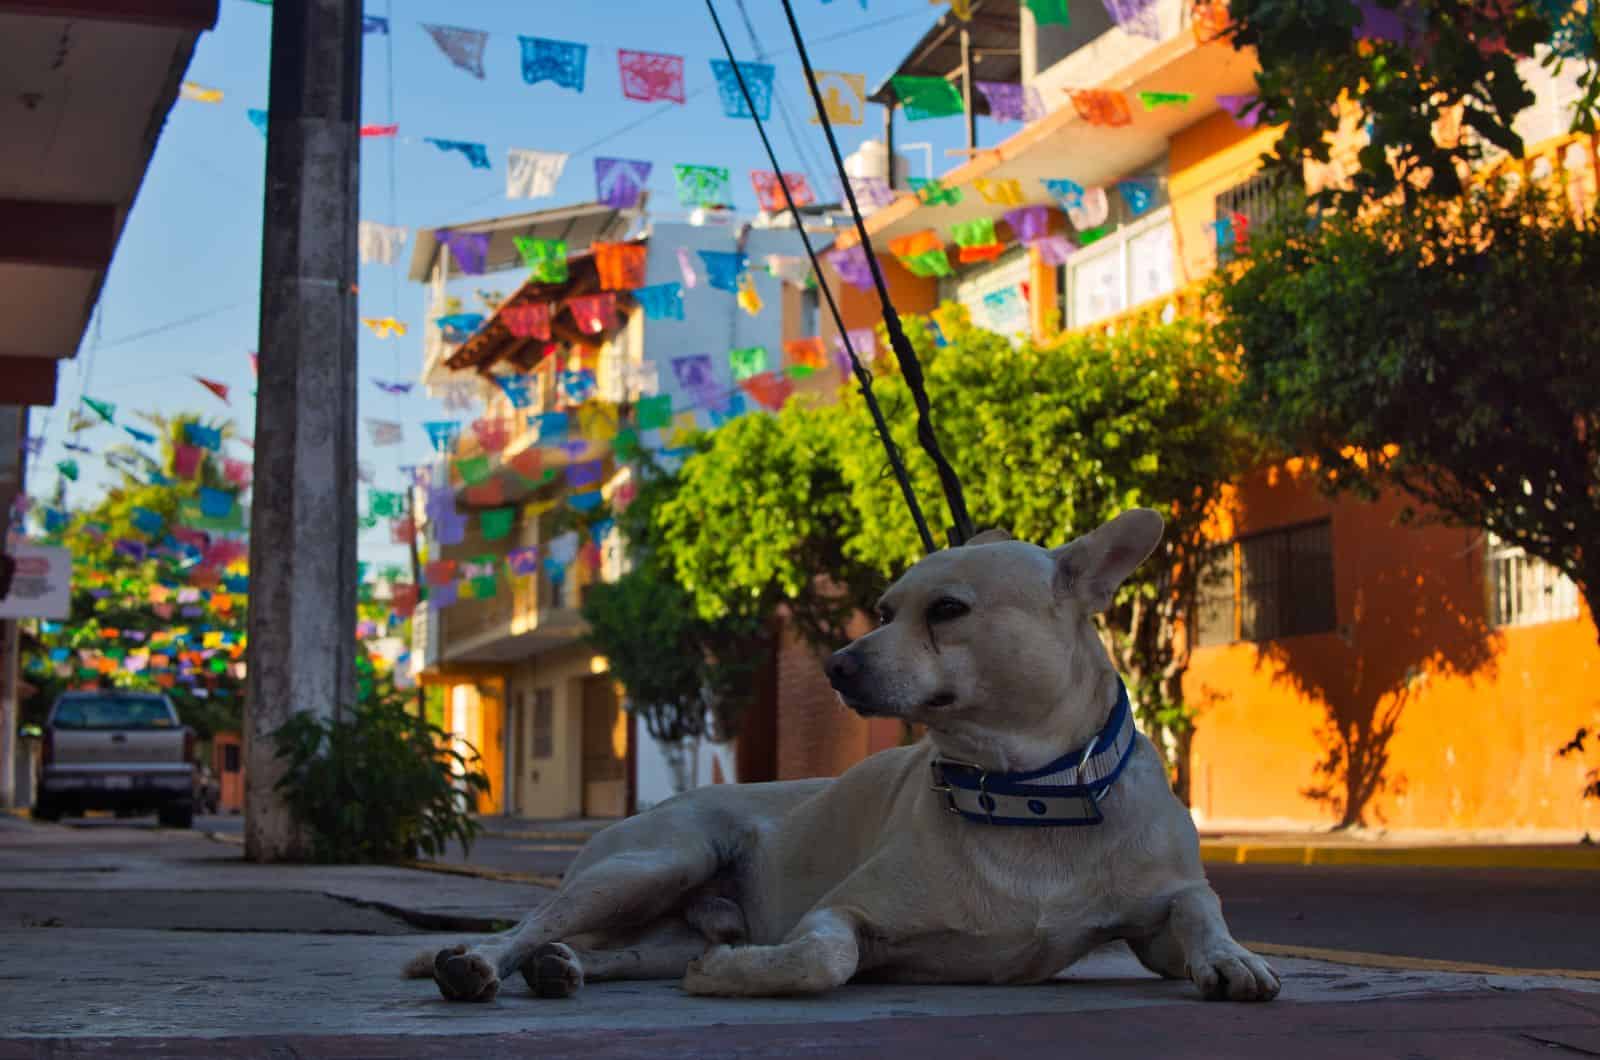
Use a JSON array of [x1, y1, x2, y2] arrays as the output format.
[[776, 0, 975, 547], [704, 0, 934, 555]]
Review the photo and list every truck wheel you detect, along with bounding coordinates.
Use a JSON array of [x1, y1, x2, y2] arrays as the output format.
[[31, 800, 61, 822], [158, 802, 194, 829]]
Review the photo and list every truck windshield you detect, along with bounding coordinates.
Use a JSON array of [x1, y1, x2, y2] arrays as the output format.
[[52, 698, 176, 730]]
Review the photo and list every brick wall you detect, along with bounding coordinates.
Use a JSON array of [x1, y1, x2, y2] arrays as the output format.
[[774, 615, 906, 780]]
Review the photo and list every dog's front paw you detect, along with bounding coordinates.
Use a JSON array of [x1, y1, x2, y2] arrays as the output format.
[[433, 944, 500, 1003], [521, 941, 584, 999], [682, 944, 744, 996], [1191, 942, 1280, 1002]]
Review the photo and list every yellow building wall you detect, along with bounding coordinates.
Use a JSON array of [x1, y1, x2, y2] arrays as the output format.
[[443, 677, 505, 816], [1167, 110, 1282, 286], [506, 643, 599, 819]]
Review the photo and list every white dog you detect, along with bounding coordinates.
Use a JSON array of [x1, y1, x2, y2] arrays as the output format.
[[408, 510, 1279, 1004]]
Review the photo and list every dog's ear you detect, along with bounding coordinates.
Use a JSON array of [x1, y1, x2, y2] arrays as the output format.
[[966, 528, 1013, 546], [1050, 509, 1164, 612]]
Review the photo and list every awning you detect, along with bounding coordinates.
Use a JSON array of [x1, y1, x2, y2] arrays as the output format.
[[0, 0, 217, 407], [868, 0, 1023, 116]]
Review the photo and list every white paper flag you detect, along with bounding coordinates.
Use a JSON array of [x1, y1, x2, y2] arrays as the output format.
[[365, 419, 404, 446], [359, 222, 410, 265], [765, 254, 811, 287], [506, 148, 569, 199]]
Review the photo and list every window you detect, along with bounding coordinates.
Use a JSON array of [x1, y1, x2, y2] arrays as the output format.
[[1488, 537, 1579, 628], [223, 744, 241, 773], [531, 688, 554, 759], [1063, 209, 1176, 328], [1214, 169, 1291, 241], [1192, 520, 1337, 646]]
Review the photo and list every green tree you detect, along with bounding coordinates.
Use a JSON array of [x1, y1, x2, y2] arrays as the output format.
[[1225, 0, 1599, 210], [1219, 182, 1600, 636], [657, 308, 1252, 796], [581, 463, 769, 789]]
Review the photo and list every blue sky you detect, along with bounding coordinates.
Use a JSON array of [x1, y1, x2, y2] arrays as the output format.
[[31, 0, 999, 570]]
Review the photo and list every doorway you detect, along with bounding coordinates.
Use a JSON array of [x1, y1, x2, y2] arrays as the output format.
[[580, 675, 627, 817]]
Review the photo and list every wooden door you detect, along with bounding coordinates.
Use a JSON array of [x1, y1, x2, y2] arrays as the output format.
[[580, 676, 626, 817]]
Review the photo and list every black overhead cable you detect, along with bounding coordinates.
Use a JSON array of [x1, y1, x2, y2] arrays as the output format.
[[775, 0, 977, 549], [703, 0, 936, 555]]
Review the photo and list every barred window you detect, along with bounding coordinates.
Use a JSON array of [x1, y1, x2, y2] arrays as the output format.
[[532, 688, 554, 759], [1488, 537, 1579, 628], [1193, 520, 1337, 646], [1215, 169, 1292, 238]]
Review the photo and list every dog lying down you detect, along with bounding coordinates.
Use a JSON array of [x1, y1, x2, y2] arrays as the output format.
[[406, 509, 1280, 1004]]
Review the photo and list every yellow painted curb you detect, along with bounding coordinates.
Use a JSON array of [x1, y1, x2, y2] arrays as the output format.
[[1244, 940, 1600, 981], [1201, 841, 1600, 871], [479, 829, 595, 843]]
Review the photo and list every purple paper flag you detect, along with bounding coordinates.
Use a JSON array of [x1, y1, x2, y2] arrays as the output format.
[[1216, 94, 1262, 128], [566, 459, 604, 488], [1103, 0, 1162, 40], [437, 229, 491, 275], [975, 81, 1045, 123], [594, 156, 652, 209], [670, 354, 720, 408], [429, 581, 460, 610], [1035, 233, 1076, 266], [845, 174, 896, 209], [507, 545, 541, 576], [827, 244, 876, 291], [1004, 205, 1051, 244], [374, 378, 413, 395]]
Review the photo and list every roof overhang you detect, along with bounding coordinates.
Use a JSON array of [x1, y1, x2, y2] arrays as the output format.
[[841, 32, 1260, 249], [868, 0, 1022, 115], [407, 200, 639, 284], [0, 0, 217, 406]]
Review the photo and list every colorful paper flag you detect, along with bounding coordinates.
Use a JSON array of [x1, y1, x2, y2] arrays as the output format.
[[736, 272, 763, 316], [563, 293, 614, 334], [891, 75, 965, 120], [738, 370, 794, 411], [1069, 89, 1134, 127], [124, 426, 157, 445], [83, 397, 116, 424], [438, 229, 491, 275], [566, 459, 604, 488], [422, 23, 488, 80], [198, 488, 235, 519], [507, 546, 541, 576], [358, 221, 409, 265], [634, 394, 673, 430], [698, 251, 747, 292], [593, 157, 652, 209], [519, 35, 587, 91], [593, 241, 649, 290], [634, 283, 684, 320], [1004, 205, 1051, 243], [1117, 178, 1157, 217], [426, 138, 491, 170], [373, 378, 413, 395], [827, 244, 876, 290], [180, 82, 223, 103], [172, 444, 202, 479], [845, 174, 896, 209], [423, 421, 462, 452], [749, 170, 817, 213], [975, 81, 1044, 123], [728, 346, 768, 381], [1036, 233, 1075, 265], [360, 123, 399, 138], [1103, 0, 1162, 39], [222, 457, 252, 488], [246, 109, 268, 136], [506, 148, 568, 199], [1215, 93, 1262, 128], [676, 246, 698, 287], [973, 177, 1026, 206], [909, 177, 962, 206], [435, 313, 485, 343], [809, 70, 867, 126], [981, 287, 1029, 334], [366, 419, 403, 446], [193, 377, 230, 404], [674, 164, 732, 208], [362, 14, 388, 33], [710, 59, 775, 119], [184, 423, 222, 451], [513, 237, 567, 283], [480, 507, 516, 542], [1138, 90, 1194, 110], [618, 49, 685, 103], [503, 301, 552, 339], [362, 316, 407, 338], [1023, 0, 1070, 25]]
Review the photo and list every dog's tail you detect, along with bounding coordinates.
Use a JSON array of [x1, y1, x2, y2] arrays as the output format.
[[401, 948, 438, 980]]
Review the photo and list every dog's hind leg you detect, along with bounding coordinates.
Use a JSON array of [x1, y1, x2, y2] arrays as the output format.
[[527, 917, 713, 992], [430, 844, 721, 1003]]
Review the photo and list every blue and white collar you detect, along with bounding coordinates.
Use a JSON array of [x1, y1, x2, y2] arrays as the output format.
[[929, 678, 1136, 827]]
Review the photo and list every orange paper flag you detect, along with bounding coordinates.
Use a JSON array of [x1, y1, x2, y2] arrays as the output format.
[[593, 241, 649, 290], [1069, 89, 1133, 127]]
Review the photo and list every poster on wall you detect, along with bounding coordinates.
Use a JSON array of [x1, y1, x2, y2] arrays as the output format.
[[0, 543, 72, 620]]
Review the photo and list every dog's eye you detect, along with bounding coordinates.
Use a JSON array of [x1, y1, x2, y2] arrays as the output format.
[[927, 598, 970, 623], [876, 606, 894, 626]]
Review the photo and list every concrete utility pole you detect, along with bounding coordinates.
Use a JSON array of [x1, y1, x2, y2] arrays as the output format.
[[245, 0, 362, 861]]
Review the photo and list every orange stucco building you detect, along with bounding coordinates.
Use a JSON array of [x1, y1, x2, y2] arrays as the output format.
[[771, 5, 1600, 837]]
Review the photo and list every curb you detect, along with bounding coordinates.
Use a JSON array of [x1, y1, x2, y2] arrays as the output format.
[[1244, 940, 1600, 980], [402, 859, 562, 890], [1200, 841, 1600, 870]]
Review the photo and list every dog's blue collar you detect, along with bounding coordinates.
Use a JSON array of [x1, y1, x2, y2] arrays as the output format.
[[929, 678, 1136, 827]]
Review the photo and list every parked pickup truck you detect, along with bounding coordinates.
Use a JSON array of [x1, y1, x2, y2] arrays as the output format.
[[34, 692, 198, 828]]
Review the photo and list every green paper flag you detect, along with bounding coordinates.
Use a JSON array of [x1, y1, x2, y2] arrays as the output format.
[[455, 455, 491, 486], [369, 490, 405, 517], [612, 427, 640, 459], [729, 346, 768, 381], [909, 177, 963, 206], [951, 217, 997, 247], [1023, 0, 1069, 26], [358, 513, 379, 530], [515, 236, 568, 283], [891, 75, 965, 121], [480, 507, 515, 541], [904, 248, 954, 277], [83, 398, 116, 424], [673, 164, 732, 208], [1077, 224, 1111, 247], [787, 365, 816, 380], [635, 394, 673, 431], [1138, 91, 1194, 110], [56, 459, 79, 481]]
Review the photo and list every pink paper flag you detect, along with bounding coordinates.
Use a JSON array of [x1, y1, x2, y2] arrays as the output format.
[[566, 292, 616, 335], [617, 49, 686, 104], [503, 302, 551, 339], [194, 377, 230, 404]]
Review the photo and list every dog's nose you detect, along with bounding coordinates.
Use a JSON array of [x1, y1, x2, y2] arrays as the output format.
[[824, 649, 862, 690]]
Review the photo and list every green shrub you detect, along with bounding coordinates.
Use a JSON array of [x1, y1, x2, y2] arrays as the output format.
[[273, 701, 488, 863]]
